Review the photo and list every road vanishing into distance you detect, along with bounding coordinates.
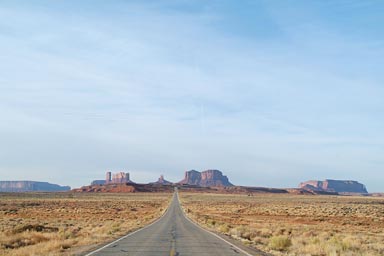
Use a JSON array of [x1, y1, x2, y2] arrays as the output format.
[[85, 190, 256, 256]]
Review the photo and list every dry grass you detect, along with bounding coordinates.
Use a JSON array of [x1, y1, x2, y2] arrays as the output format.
[[0, 192, 171, 256], [179, 193, 384, 255]]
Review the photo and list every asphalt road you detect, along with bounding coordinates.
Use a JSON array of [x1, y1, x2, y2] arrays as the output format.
[[85, 190, 254, 256]]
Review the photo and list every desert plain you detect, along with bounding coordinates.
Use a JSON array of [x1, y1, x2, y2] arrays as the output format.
[[0, 192, 171, 256], [179, 192, 384, 256], [1, 191, 383, 256]]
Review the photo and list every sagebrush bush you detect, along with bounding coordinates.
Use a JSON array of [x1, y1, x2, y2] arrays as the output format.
[[268, 235, 292, 251]]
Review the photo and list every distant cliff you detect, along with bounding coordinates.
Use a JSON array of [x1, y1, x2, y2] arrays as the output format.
[[299, 179, 368, 194], [179, 170, 233, 187], [0, 181, 71, 192]]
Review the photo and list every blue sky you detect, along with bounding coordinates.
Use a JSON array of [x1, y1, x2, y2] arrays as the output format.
[[0, 0, 383, 192]]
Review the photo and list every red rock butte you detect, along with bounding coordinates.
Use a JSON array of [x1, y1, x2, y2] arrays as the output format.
[[178, 169, 233, 187], [91, 171, 134, 185]]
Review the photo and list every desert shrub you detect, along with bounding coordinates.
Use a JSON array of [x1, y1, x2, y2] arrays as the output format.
[[218, 223, 230, 233], [259, 228, 273, 238], [108, 223, 121, 235], [207, 219, 216, 226], [240, 230, 252, 240], [230, 226, 246, 238], [1, 232, 50, 249], [268, 235, 292, 251], [13, 225, 58, 234]]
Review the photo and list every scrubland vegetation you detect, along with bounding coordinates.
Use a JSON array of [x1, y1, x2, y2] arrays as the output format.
[[180, 193, 384, 255], [0, 192, 171, 256]]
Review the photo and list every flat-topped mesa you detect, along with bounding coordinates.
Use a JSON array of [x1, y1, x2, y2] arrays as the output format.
[[299, 179, 368, 193], [0, 181, 70, 192], [201, 169, 233, 187], [179, 169, 233, 187]]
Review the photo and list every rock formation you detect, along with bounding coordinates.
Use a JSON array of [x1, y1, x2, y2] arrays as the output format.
[[0, 181, 70, 192], [92, 171, 133, 185], [91, 180, 106, 185], [73, 183, 174, 193], [299, 179, 368, 194], [152, 175, 172, 185], [179, 169, 233, 187], [109, 172, 132, 184], [179, 170, 201, 186]]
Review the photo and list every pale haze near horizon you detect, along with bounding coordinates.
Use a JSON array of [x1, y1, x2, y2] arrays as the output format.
[[0, 1, 383, 192]]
